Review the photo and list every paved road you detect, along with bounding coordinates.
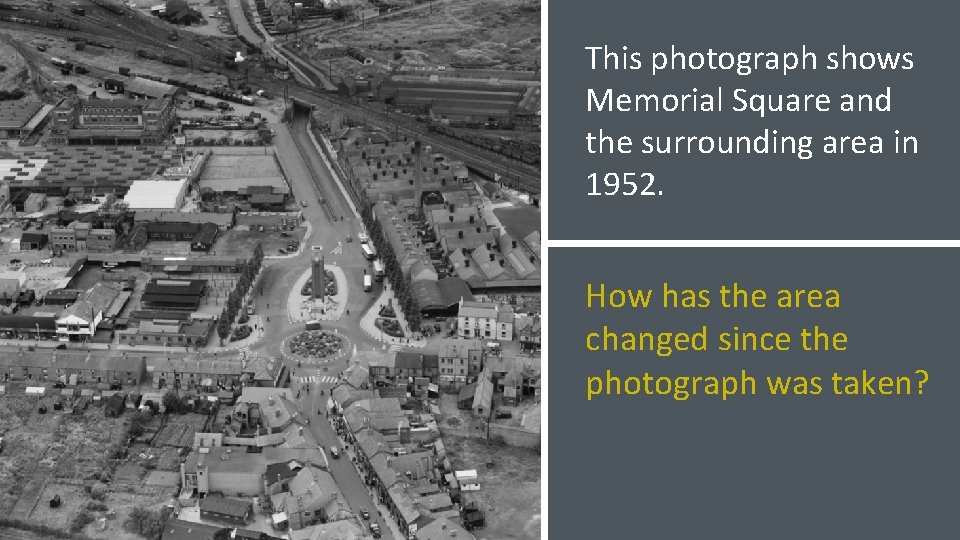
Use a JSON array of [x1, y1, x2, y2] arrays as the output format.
[[236, 119, 395, 538], [226, 0, 263, 46], [299, 384, 395, 539]]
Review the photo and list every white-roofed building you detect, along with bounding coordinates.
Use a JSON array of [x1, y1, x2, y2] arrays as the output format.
[[123, 178, 188, 210]]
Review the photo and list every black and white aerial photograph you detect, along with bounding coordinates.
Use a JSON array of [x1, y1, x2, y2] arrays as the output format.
[[0, 0, 541, 539]]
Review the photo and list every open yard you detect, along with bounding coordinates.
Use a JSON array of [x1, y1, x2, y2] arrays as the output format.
[[215, 226, 305, 257], [442, 434, 541, 540], [0, 393, 129, 531]]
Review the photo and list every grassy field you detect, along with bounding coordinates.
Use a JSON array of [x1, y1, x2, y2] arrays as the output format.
[[0, 39, 30, 95], [442, 434, 541, 540], [333, 0, 541, 70]]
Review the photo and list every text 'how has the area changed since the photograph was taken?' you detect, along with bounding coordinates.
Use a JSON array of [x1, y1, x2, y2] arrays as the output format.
[[581, 282, 930, 402]]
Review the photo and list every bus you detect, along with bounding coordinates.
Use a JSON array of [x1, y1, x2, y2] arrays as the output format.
[[372, 260, 384, 282], [363, 274, 372, 292], [360, 242, 375, 260]]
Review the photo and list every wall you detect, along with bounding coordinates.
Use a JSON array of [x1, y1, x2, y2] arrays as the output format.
[[488, 424, 539, 448]]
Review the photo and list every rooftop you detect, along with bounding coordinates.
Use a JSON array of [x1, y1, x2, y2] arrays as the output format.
[[124, 178, 187, 210], [199, 495, 252, 518]]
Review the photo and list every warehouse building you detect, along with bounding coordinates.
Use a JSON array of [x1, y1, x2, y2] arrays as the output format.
[[0, 99, 52, 140], [50, 94, 177, 145], [2, 146, 183, 197], [141, 278, 206, 310], [124, 178, 188, 210], [190, 222, 219, 252], [379, 76, 527, 125]]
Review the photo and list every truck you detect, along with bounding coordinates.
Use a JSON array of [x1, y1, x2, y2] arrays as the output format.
[[373, 260, 384, 282], [363, 274, 372, 292]]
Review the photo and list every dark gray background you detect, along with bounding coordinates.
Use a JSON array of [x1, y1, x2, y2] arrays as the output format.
[[549, 1, 958, 239], [549, 249, 958, 538]]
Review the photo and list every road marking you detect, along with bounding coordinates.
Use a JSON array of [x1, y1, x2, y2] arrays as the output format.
[[298, 376, 338, 384]]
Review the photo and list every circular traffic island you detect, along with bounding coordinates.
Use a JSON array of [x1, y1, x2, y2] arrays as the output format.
[[288, 330, 345, 359]]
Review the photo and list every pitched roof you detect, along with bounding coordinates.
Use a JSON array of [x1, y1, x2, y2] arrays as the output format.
[[341, 363, 369, 389], [199, 495, 253, 518], [160, 519, 226, 540], [414, 517, 476, 540], [58, 282, 121, 323], [395, 351, 425, 370], [264, 459, 305, 484], [472, 377, 494, 411], [458, 301, 497, 319]]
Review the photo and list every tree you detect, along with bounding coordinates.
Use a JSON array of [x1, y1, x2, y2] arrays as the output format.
[[124, 506, 169, 539], [162, 391, 189, 414], [127, 410, 152, 438], [217, 315, 231, 342], [407, 296, 422, 330], [252, 242, 264, 268]]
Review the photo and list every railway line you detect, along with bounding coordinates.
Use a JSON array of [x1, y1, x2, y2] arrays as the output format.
[[272, 42, 541, 192], [3, 1, 541, 193], [255, 51, 542, 193]]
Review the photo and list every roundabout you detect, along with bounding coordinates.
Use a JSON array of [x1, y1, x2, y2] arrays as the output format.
[[283, 329, 352, 365]]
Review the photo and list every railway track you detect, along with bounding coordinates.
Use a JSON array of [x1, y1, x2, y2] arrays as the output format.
[[3, 2, 541, 192], [272, 46, 541, 193]]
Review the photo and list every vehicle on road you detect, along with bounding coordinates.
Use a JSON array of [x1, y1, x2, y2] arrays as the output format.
[[363, 274, 372, 292], [329, 446, 340, 459], [373, 260, 384, 282], [370, 523, 381, 538], [360, 243, 375, 260], [300, 201, 308, 208], [360, 508, 370, 520]]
